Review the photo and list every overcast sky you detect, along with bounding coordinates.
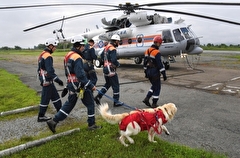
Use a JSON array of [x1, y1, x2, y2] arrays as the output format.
[[1, 0, 240, 48]]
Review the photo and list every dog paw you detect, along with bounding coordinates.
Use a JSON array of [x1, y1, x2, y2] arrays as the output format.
[[128, 138, 134, 144], [165, 131, 170, 135]]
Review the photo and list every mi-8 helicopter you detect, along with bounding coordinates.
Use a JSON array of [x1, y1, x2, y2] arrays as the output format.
[[8, 2, 239, 69]]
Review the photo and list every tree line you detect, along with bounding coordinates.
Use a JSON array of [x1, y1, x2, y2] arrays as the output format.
[[0, 43, 240, 50], [0, 42, 73, 50]]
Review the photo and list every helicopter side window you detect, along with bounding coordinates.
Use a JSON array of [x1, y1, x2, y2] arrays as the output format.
[[137, 37, 143, 43], [180, 27, 192, 39], [173, 29, 184, 42], [128, 39, 132, 44], [162, 30, 173, 43], [119, 40, 123, 45]]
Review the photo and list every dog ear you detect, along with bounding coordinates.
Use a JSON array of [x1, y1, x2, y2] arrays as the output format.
[[164, 107, 174, 120]]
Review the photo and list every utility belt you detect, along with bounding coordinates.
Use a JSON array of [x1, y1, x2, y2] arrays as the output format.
[[103, 61, 116, 77], [39, 69, 52, 86], [42, 81, 53, 86], [39, 69, 48, 76], [67, 74, 78, 83]]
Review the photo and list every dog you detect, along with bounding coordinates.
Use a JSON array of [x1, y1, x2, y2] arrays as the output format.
[[98, 103, 177, 147]]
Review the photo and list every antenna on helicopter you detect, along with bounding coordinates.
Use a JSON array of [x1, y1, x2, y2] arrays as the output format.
[[53, 16, 66, 41]]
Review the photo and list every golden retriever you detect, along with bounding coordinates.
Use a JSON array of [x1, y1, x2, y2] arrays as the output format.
[[98, 103, 177, 147]]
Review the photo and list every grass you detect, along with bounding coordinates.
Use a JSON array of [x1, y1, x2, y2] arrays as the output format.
[[0, 69, 40, 112], [1, 120, 226, 158], [226, 54, 240, 60], [0, 50, 228, 157]]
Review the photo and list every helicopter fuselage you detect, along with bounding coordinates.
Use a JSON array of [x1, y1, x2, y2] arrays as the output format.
[[91, 21, 203, 68]]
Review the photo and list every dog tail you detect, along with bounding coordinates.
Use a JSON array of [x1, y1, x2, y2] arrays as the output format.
[[98, 103, 129, 124]]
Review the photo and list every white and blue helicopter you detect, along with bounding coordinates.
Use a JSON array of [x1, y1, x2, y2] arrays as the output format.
[[16, 2, 240, 69]]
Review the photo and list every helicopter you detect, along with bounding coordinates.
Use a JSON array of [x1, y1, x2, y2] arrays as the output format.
[[5, 2, 239, 69]]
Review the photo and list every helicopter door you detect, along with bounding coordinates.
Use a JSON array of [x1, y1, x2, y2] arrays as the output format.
[[136, 34, 144, 47]]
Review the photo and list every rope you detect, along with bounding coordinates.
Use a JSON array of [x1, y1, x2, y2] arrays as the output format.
[[96, 89, 137, 110]]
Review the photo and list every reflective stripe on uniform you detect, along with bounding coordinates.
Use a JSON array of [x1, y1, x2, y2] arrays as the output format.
[[88, 114, 95, 117], [113, 92, 119, 95], [152, 95, 159, 99], [60, 109, 68, 116], [39, 104, 48, 107], [160, 68, 165, 72], [84, 80, 91, 88], [52, 98, 61, 104]]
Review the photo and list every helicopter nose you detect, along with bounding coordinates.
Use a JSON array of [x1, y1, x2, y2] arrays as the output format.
[[188, 46, 203, 55], [185, 38, 203, 55]]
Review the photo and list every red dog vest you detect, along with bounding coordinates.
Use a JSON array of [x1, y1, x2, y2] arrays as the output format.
[[119, 110, 167, 134]]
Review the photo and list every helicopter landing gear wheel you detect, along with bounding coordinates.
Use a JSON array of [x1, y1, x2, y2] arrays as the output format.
[[95, 59, 102, 68], [134, 57, 142, 64], [185, 55, 201, 69], [163, 61, 170, 70]]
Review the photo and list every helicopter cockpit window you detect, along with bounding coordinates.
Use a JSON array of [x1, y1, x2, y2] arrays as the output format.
[[162, 30, 173, 43], [180, 27, 193, 39], [173, 29, 184, 42], [128, 39, 132, 44]]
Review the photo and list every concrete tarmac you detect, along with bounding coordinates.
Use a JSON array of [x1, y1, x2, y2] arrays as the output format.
[[0, 51, 239, 157]]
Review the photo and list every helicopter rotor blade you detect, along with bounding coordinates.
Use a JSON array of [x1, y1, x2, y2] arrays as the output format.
[[141, 8, 240, 26], [23, 9, 118, 32], [20, 2, 240, 32], [2, 2, 239, 10], [0, 3, 118, 10], [139, 2, 240, 7]]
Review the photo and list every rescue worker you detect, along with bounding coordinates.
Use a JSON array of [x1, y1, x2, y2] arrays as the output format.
[[37, 38, 63, 122], [82, 39, 98, 85], [47, 35, 101, 133], [94, 34, 123, 107], [142, 35, 167, 108]]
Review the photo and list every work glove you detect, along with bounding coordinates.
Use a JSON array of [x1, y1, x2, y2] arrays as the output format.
[[61, 87, 68, 97], [161, 71, 167, 81], [54, 77, 64, 86], [163, 75, 167, 81], [144, 69, 148, 78]]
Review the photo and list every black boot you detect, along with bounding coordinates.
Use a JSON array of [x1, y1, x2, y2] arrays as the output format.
[[94, 95, 101, 105], [37, 115, 51, 122], [151, 103, 158, 108], [47, 119, 57, 133], [142, 97, 151, 107], [114, 102, 123, 107]]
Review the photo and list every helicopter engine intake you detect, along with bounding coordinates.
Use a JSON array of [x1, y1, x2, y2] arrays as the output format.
[[128, 11, 152, 27]]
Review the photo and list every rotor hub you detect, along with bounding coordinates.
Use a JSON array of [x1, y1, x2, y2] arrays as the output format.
[[118, 3, 139, 14]]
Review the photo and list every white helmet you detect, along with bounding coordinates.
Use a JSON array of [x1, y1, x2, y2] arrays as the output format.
[[45, 38, 58, 46], [71, 35, 85, 44], [111, 34, 120, 41]]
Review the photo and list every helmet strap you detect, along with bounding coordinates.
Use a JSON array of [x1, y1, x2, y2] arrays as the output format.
[[48, 45, 55, 53]]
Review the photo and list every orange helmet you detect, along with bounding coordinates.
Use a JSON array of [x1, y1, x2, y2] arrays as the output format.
[[153, 36, 163, 44]]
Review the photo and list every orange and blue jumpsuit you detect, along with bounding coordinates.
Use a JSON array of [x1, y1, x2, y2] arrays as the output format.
[[97, 42, 121, 104], [52, 48, 96, 126], [143, 44, 166, 105], [37, 48, 62, 117], [82, 43, 98, 85]]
